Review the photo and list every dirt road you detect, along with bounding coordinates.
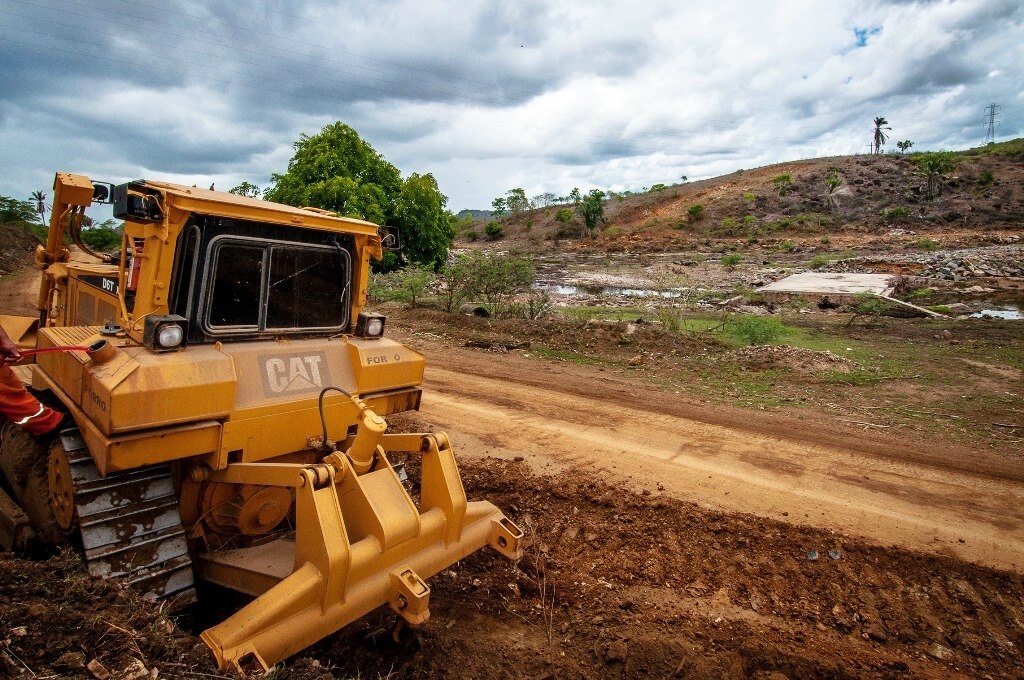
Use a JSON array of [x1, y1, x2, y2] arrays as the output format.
[[407, 342, 1024, 572]]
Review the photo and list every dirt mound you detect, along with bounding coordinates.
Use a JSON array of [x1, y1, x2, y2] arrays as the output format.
[[0, 224, 40, 277], [730, 345, 856, 374], [0, 550, 215, 678]]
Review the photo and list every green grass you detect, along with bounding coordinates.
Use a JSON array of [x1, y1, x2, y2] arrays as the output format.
[[556, 305, 649, 321]]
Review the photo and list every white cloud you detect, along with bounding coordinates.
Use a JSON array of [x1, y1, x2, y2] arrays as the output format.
[[0, 0, 1021, 211]]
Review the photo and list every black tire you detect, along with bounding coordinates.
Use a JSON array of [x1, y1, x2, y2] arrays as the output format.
[[0, 421, 66, 547]]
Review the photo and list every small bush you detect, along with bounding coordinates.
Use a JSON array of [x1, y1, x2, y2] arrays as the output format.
[[731, 316, 786, 346], [913, 238, 938, 251], [554, 208, 573, 224], [808, 254, 833, 269], [742, 215, 756, 226], [465, 229, 479, 241], [977, 170, 994, 188], [881, 206, 910, 223], [778, 240, 797, 253], [687, 203, 705, 222], [484, 221, 504, 240], [721, 253, 743, 267], [743, 192, 756, 202], [820, 235, 831, 245], [772, 174, 793, 196]]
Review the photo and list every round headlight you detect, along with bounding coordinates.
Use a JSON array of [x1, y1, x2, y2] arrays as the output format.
[[157, 323, 184, 348], [366, 317, 384, 337]]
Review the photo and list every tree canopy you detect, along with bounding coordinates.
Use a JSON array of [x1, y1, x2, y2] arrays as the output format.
[[0, 195, 39, 224], [265, 122, 454, 268]]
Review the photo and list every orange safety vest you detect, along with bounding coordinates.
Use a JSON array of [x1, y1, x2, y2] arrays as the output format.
[[0, 364, 63, 436]]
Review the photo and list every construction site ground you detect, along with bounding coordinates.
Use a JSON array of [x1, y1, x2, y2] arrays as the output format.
[[2, 224, 1024, 679]]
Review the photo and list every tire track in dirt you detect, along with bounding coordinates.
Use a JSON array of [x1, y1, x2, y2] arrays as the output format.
[[421, 366, 1024, 572]]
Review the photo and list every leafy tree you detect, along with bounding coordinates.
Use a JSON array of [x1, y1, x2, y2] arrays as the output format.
[[228, 182, 263, 198], [80, 218, 123, 251], [469, 251, 535, 316], [0, 195, 38, 224], [872, 116, 891, 154], [532, 192, 556, 207], [265, 122, 452, 268], [395, 173, 455, 268], [649, 183, 668, 192], [437, 254, 477, 312], [568, 187, 582, 205], [490, 196, 507, 216], [896, 140, 913, 154], [504, 188, 531, 214], [576, 189, 606, 236], [30, 190, 46, 223]]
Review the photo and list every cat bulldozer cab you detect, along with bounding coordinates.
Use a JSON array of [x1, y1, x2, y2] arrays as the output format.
[[0, 172, 522, 671]]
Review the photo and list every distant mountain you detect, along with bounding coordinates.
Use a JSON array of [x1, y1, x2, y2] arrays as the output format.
[[457, 209, 492, 220]]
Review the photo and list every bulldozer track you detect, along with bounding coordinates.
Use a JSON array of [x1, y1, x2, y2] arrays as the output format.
[[59, 429, 196, 606]]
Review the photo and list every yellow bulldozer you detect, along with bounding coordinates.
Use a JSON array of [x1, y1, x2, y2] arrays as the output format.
[[0, 172, 522, 671]]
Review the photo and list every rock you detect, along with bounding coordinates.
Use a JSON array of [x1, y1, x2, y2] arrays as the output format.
[[628, 355, 643, 366], [55, 652, 86, 669], [87, 659, 111, 680], [927, 643, 953, 661]]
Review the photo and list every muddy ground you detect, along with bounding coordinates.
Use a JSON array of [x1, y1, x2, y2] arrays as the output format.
[[1, 220, 1023, 678]]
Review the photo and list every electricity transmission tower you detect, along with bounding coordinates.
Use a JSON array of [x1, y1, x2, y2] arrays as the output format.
[[985, 103, 999, 144]]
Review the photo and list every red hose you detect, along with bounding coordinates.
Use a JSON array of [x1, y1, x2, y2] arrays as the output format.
[[1, 345, 95, 366]]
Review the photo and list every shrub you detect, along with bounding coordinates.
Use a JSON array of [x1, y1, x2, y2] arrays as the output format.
[[742, 215, 756, 226], [808, 254, 833, 269], [484, 221, 504, 239], [686, 203, 705, 222], [778, 240, 796, 253], [465, 229, 479, 241], [554, 208, 573, 224], [731, 316, 785, 346], [977, 170, 994, 189], [721, 253, 743, 267], [649, 183, 668, 192], [913, 238, 938, 251], [369, 265, 434, 305], [881, 206, 910, 223], [742, 192, 756, 202], [772, 174, 793, 196]]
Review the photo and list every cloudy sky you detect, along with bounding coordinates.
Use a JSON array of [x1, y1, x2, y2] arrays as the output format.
[[1, 0, 1021, 213]]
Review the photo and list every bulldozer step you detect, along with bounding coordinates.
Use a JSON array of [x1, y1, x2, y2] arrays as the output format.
[[60, 429, 196, 606]]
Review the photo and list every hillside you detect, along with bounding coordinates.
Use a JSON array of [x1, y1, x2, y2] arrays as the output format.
[[462, 139, 1024, 254]]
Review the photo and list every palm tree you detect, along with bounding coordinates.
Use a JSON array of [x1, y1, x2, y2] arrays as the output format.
[[30, 190, 46, 223], [823, 171, 851, 213], [872, 117, 891, 154], [896, 140, 914, 154], [918, 156, 953, 199]]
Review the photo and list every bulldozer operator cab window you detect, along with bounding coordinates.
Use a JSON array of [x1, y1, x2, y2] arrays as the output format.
[[205, 236, 350, 336], [164, 216, 354, 342]]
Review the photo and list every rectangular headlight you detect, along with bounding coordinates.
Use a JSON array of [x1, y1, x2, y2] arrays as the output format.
[[143, 314, 189, 352], [354, 312, 386, 338]]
